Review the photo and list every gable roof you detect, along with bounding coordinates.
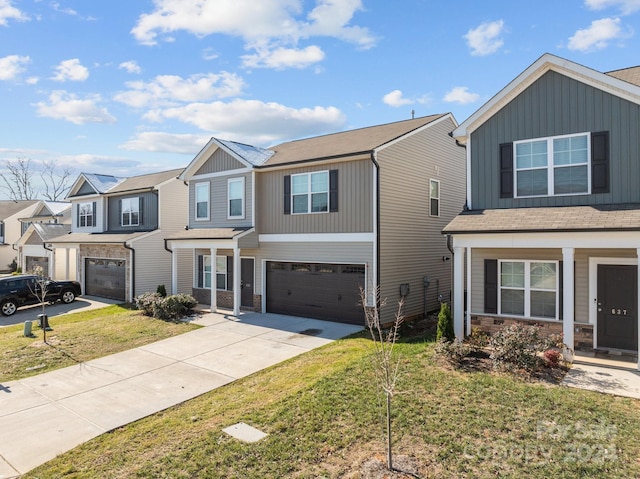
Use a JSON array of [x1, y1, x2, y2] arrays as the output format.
[[68, 173, 127, 198], [217, 139, 274, 166], [32, 223, 72, 241], [0, 200, 38, 220], [606, 65, 640, 87], [452, 53, 640, 142], [261, 114, 447, 167], [107, 168, 184, 194]]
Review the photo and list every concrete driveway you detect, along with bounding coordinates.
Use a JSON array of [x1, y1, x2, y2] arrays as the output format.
[[0, 296, 121, 328]]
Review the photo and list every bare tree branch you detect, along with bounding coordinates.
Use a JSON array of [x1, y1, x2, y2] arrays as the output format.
[[0, 157, 75, 201], [0, 157, 36, 200], [40, 160, 74, 201]]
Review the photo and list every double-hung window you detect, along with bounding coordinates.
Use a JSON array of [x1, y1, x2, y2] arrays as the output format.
[[228, 178, 245, 219], [202, 255, 212, 288], [429, 179, 440, 217], [292, 171, 328, 214], [121, 198, 139, 226], [515, 132, 590, 197], [201, 255, 228, 290], [499, 260, 558, 319], [216, 256, 227, 290], [195, 182, 210, 220], [78, 202, 94, 227]]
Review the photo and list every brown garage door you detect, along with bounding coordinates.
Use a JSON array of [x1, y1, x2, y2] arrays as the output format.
[[266, 262, 365, 324], [85, 258, 126, 301]]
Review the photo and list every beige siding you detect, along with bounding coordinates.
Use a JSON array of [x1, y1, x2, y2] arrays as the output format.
[[196, 148, 245, 174], [378, 116, 466, 320], [256, 158, 373, 234], [134, 231, 173, 295], [2, 203, 39, 271], [159, 179, 189, 232], [175, 249, 193, 294], [54, 247, 77, 281]]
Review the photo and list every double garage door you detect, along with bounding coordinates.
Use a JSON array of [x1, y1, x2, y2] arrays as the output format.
[[85, 258, 126, 301], [266, 262, 365, 325]]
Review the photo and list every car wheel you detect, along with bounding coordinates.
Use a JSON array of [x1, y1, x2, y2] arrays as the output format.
[[61, 289, 76, 304], [1, 300, 17, 316]]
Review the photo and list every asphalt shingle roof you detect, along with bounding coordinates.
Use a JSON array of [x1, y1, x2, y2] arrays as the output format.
[[606, 66, 640, 87], [0, 200, 38, 220], [107, 168, 184, 194]]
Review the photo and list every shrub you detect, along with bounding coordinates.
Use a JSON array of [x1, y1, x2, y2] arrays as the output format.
[[134, 292, 162, 316], [543, 348, 563, 368], [7, 258, 17, 273], [489, 323, 560, 373], [434, 337, 472, 367], [468, 327, 489, 351], [436, 302, 455, 342], [156, 284, 167, 297], [152, 294, 197, 321]]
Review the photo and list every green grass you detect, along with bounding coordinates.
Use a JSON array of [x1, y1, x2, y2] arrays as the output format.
[[22, 335, 640, 478], [0, 305, 200, 382]]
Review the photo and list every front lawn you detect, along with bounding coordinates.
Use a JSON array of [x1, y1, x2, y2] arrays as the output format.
[[23, 334, 640, 478], [0, 305, 200, 382]]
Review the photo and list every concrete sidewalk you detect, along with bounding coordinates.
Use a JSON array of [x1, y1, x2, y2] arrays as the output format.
[[0, 311, 362, 478], [562, 356, 640, 399]]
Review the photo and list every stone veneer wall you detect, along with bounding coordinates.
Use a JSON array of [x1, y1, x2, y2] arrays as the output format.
[[471, 315, 594, 351], [79, 244, 130, 300], [192, 287, 262, 312]]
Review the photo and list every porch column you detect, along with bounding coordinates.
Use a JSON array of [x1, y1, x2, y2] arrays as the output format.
[[466, 247, 472, 336], [64, 248, 70, 280], [562, 247, 575, 361], [232, 246, 241, 317], [171, 247, 178, 295], [210, 247, 217, 313], [453, 246, 465, 340], [637, 249, 640, 371]]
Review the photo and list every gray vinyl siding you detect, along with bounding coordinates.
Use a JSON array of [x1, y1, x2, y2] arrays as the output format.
[[257, 158, 373, 234], [75, 181, 96, 196], [196, 148, 246, 174], [188, 172, 253, 228], [378, 116, 466, 319], [471, 70, 640, 209], [107, 192, 159, 232]]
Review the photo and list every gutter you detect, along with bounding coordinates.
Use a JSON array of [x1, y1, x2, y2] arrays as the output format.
[[164, 238, 172, 254], [123, 242, 135, 299], [370, 151, 381, 296]]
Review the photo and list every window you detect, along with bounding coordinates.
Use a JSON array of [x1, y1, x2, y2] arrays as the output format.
[[228, 178, 245, 219], [216, 256, 227, 290], [78, 202, 94, 227], [195, 182, 209, 220], [291, 171, 329, 214], [202, 255, 212, 288], [121, 198, 139, 226], [429, 179, 440, 216], [499, 260, 558, 319], [515, 133, 590, 197]]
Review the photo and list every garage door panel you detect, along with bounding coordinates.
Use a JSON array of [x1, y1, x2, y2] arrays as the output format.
[[85, 258, 126, 301]]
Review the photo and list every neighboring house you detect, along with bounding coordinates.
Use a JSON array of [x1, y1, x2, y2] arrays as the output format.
[[49, 168, 187, 301], [0, 200, 39, 272], [166, 114, 466, 325], [15, 201, 72, 277], [445, 53, 640, 367]]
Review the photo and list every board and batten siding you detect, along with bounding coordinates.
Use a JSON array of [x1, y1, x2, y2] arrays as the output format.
[[196, 148, 246, 174], [378, 116, 466, 320], [107, 192, 159, 232], [471, 70, 640, 209], [256, 158, 373, 234], [188, 172, 253, 228]]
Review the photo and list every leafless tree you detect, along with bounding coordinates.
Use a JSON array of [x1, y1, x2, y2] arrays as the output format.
[[0, 157, 35, 200], [0, 157, 75, 201], [360, 286, 405, 472], [29, 265, 51, 343], [40, 159, 74, 201]]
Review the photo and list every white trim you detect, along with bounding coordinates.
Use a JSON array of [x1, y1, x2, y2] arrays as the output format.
[[259, 233, 374, 243], [191, 167, 253, 180], [227, 177, 246, 220], [451, 230, 640, 249], [466, 141, 472, 210], [290, 170, 329, 215], [180, 137, 254, 180], [372, 151, 379, 298], [194, 181, 210, 221], [429, 178, 440, 217], [251, 170, 256, 227], [375, 113, 457, 154], [466, 247, 472, 336]]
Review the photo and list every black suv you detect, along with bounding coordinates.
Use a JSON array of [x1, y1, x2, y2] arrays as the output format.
[[0, 275, 82, 316]]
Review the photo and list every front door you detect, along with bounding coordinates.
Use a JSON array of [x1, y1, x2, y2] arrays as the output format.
[[241, 258, 254, 308], [597, 264, 638, 351]]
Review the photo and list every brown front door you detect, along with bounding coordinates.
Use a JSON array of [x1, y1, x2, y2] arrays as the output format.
[[597, 264, 638, 351], [240, 258, 254, 308]]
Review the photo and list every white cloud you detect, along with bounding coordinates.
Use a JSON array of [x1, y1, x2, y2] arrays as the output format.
[[443, 86, 480, 105], [51, 58, 90, 82], [464, 20, 505, 56], [35, 90, 116, 125], [568, 17, 630, 51], [145, 98, 346, 145], [382, 90, 413, 107], [119, 60, 142, 74], [0, 54, 30, 80], [120, 131, 211, 154], [113, 72, 245, 108], [585, 0, 640, 14], [242, 45, 325, 69], [131, 0, 376, 69], [0, 0, 29, 26], [26, 76, 39, 84]]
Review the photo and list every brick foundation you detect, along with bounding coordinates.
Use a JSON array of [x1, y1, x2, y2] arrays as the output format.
[[192, 287, 262, 312]]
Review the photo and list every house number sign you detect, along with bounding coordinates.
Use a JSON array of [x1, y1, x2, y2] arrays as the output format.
[[611, 308, 627, 315]]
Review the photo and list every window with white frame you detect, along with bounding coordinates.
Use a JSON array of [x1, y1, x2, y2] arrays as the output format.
[[121, 198, 139, 226], [78, 202, 94, 227], [429, 179, 440, 216], [292, 171, 328, 214], [515, 132, 590, 197], [202, 255, 212, 288], [195, 182, 210, 220], [499, 260, 558, 319], [216, 256, 227, 290], [228, 177, 245, 219]]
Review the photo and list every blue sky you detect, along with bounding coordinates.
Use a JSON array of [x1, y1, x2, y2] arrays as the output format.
[[1, 0, 639, 193]]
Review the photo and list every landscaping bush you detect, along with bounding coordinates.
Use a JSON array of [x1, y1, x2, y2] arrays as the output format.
[[436, 301, 454, 342], [489, 323, 562, 372], [134, 292, 162, 316], [434, 337, 472, 367], [467, 327, 489, 351], [156, 284, 167, 297], [152, 294, 197, 321]]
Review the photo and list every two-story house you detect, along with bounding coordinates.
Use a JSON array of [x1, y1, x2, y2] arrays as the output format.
[[49, 168, 187, 301], [444, 53, 640, 368], [166, 114, 466, 325], [0, 200, 40, 272]]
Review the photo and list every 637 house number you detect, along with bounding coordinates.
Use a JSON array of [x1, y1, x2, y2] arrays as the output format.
[[611, 309, 627, 315]]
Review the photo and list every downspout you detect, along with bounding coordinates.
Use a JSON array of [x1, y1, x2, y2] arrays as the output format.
[[164, 238, 172, 254], [123, 242, 135, 300], [370, 151, 381, 297], [446, 234, 454, 305]]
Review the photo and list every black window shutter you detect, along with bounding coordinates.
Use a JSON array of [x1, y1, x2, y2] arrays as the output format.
[[197, 255, 203, 288], [76, 203, 80, 226], [499, 143, 514, 198], [591, 131, 609, 194], [484, 259, 498, 314], [139, 197, 144, 224], [558, 261, 563, 320], [283, 175, 291, 214], [329, 170, 339, 212], [227, 256, 233, 291], [92, 201, 97, 227], [118, 199, 122, 224]]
